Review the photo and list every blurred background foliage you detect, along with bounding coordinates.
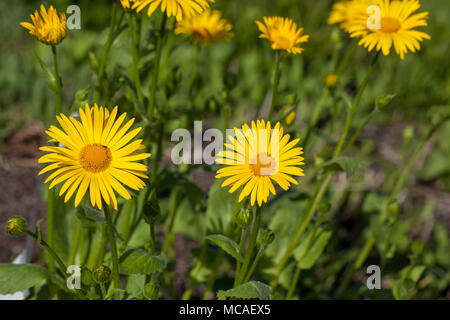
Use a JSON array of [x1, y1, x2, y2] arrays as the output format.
[[1, 0, 449, 299]]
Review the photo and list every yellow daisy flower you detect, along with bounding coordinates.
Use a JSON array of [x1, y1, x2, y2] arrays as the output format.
[[255, 17, 309, 55], [174, 10, 233, 44], [20, 4, 67, 46], [216, 120, 305, 207], [132, 0, 214, 21], [347, 0, 431, 59], [328, 0, 372, 33], [38, 104, 151, 210]]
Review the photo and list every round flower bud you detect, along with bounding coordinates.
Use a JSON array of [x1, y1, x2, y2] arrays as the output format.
[[235, 207, 253, 228], [387, 200, 400, 216], [315, 156, 325, 169], [403, 125, 414, 143], [143, 282, 159, 299], [6, 216, 27, 236], [323, 73, 339, 90], [260, 229, 275, 245], [92, 265, 112, 284], [143, 196, 161, 225]]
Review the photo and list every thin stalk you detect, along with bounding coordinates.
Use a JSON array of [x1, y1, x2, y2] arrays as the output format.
[[69, 219, 82, 265], [26, 230, 85, 300], [93, 2, 117, 103], [150, 122, 164, 183], [271, 52, 380, 288], [342, 108, 378, 155], [236, 206, 262, 286], [86, 224, 106, 269], [267, 51, 281, 121], [100, 283, 107, 299], [336, 40, 358, 77], [286, 266, 301, 300], [148, 14, 168, 121], [161, 187, 181, 255], [46, 189, 56, 274], [243, 245, 265, 283], [340, 116, 449, 292], [119, 200, 135, 253], [127, 13, 144, 105], [51, 45, 62, 114], [103, 202, 121, 300], [234, 228, 247, 286]]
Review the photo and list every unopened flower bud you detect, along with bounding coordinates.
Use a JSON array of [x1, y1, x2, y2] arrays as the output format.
[[403, 125, 414, 143], [375, 94, 396, 110], [93, 265, 111, 284], [6, 216, 27, 236], [260, 229, 275, 245], [235, 207, 252, 228], [387, 200, 400, 216], [323, 73, 339, 90], [143, 195, 161, 225], [315, 156, 325, 169], [283, 106, 296, 126], [143, 282, 159, 299]]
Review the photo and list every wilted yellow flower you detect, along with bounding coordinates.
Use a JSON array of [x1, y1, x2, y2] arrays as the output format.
[[38, 104, 151, 210], [216, 120, 305, 206], [132, 0, 214, 21], [324, 73, 339, 89], [175, 10, 233, 44], [20, 5, 67, 46], [346, 0, 431, 59], [255, 17, 309, 55]]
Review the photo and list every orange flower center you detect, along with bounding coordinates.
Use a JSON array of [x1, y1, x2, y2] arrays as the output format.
[[80, 144, 112, 173], [380, 17, 401, 33], [250, 153, 277, 176]]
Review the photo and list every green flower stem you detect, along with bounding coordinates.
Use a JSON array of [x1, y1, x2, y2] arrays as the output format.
[[201, 202, 242, 299], [100, 283, 107, 299], [26, 230, 85, 300], [234, 228, 247, 286], [46, 189, 56, 274], [336, 40, 358, 77], [302, 90, 329, 149], [333, 52, 379, 158], [93, 1, 118, 103], [243, 245, 265, 283], [69, 218, 82, 265], [342, 108, 378, 156], [119, 200, 135, 253], [286, 265, 302, 300], [160, 19, 176, 82], [181, 240, 207, 300], [103, 201, 121, 300], [302, 40, 357, 149], [340, 116, 449, 293], [202, 250, 225, 299], [148, 14, 168, 121], [150, 121, 165, 183], [267, 51, 281, 121], [86, 223, 107, 269], [127, 12, 143, 105], [161, 187, 181, 255], [271, 52, 379, 289], [46, 44, 63, 275], [51, 45, 62, 114], [236, 206, 262, 286]]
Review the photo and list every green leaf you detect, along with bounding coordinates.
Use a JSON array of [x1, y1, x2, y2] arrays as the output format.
[[322, 156, 362, 178], [293, 228, 332, 269], [119, 248, 165, 275], [205, 234, 244, 262], [35, 54, 58, 92], [206, 180, 239, 234], [217, 281, 271, 300], [0, 264, 49, 294]]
